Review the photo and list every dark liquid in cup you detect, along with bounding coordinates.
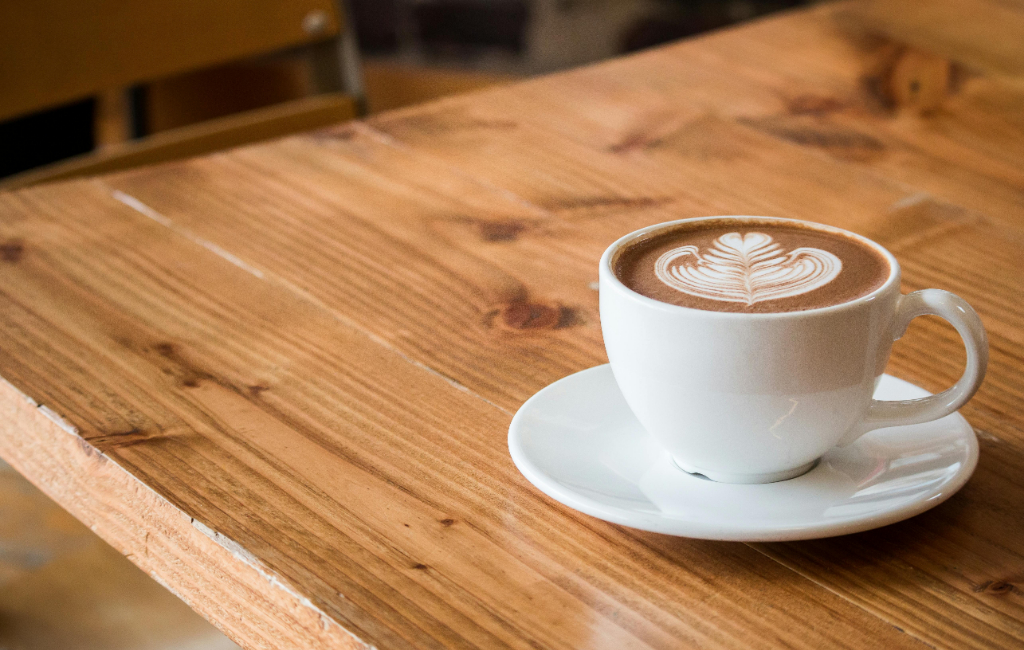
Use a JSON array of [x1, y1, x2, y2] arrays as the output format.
[[614, 219, 891, 313]]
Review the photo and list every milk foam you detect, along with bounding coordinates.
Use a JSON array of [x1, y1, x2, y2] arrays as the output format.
[[654, 232, 842, 305]]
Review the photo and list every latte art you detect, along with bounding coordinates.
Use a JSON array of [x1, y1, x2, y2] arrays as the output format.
[[654, 232, 842, 305], [615, 220, 889, 313]]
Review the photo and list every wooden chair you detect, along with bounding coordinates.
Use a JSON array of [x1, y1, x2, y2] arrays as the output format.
[[0, 0, 364, 190]]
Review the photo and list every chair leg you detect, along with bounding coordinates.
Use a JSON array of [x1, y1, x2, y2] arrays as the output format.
[[310, 0, 367, 116]]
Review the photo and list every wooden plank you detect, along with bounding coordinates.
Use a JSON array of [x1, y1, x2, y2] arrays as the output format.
[[0, 0, 341, 121], [0, 458, 241, 650], [105, 117, 1024, 650], [680, 4, 1024, 228], [105, 97, 1024, 446], [0, 379, 366, 650], [3, 3, 1023, 648], [0, 93, 357, 191], [100, 113, 989, 404], [381, 3, 1024, 229], [98, 54, 1024, 650], [331, 11, 1024, 646], [0, 181, 929, 648], [102, 129, 610, 411]]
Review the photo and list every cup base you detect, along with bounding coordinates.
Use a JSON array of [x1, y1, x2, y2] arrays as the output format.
[[671, 457, 819, 484]]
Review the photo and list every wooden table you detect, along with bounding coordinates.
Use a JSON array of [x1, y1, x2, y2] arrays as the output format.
[[2, 2, 1022, 648]]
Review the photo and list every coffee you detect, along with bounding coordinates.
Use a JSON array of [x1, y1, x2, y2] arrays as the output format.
[[614, 219, 890, 313]]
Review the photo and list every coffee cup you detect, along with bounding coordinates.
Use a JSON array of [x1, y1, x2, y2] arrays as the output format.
[[599, 216, 988, 484]]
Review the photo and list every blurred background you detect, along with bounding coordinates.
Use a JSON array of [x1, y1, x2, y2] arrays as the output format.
[[0, 1, 806, 648], [0, 0, 810, 188]]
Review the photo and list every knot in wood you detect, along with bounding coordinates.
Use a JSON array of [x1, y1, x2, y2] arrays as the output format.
[[0, 239, 25, 262], [497, 301, 563, 330], [976, 580, 1016, 595], [479, 220, 526, 242], [884, 48, 952, 115]]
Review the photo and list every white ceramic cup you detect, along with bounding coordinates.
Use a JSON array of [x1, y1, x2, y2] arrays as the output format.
[[599, 216, 988, 484]]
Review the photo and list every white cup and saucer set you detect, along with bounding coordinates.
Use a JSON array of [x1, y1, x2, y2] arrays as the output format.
[[508, 216, 988, 542]]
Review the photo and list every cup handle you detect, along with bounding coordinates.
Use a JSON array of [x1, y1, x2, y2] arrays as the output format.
[[837, 289, 988, 447]]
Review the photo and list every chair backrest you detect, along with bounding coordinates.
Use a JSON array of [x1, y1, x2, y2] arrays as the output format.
[[0, 0, 344, 122]]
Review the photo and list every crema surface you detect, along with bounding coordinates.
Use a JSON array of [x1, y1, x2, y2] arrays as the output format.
[[614, 220, 890, 313]]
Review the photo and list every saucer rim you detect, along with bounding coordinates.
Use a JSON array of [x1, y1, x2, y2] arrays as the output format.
[[508, 365, 979, 542]]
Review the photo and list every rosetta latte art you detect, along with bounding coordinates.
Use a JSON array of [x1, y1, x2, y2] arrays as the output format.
[[654, 232, 842, 305]]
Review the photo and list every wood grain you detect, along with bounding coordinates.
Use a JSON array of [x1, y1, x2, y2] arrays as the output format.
[[0, 182, 927, 649], [105, 113, 1024, 650], [0, 457, 241, 650], [0, 388, 354, 650], [2, 1, 1023, 648]]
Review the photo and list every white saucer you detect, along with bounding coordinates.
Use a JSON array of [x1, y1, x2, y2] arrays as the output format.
[[508, 365, 978, 541]]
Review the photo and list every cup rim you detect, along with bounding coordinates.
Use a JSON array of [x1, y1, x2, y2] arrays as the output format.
[[600, 216, 901, 319]]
